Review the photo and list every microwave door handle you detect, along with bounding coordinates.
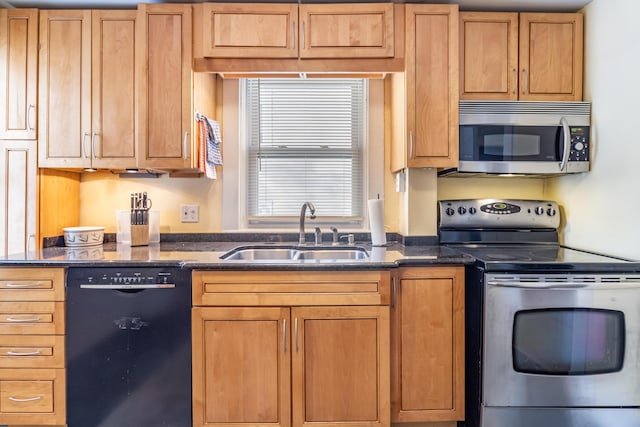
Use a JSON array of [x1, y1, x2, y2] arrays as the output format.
[[559, 117, 571, 171]]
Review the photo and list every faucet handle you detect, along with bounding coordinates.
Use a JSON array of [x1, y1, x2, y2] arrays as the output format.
[[314, 227, 322, 245]]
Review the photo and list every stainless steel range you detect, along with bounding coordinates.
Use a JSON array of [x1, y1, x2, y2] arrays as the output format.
[[439, 199, 640, 427]]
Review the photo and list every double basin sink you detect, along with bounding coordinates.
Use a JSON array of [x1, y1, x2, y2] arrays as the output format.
[[220, 245, 369, 262]]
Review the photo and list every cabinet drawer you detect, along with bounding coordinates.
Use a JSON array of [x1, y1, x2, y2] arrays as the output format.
[[0, 268, 65, 301], [193, 270, 391, 306], [0, 302, 64, 335], [1, 380, 53, 413], [0, 368, 65, 425], [0, 335, 64, 368]]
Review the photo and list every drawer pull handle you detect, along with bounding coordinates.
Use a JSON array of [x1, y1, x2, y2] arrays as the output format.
[[6, 316, 41, 323], [7, 350, 42, 356], [9, 396, 42, 402], [5, 283, 41, 288]]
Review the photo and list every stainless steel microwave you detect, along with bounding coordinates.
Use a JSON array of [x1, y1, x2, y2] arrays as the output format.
[[457, 101, 591, 175]]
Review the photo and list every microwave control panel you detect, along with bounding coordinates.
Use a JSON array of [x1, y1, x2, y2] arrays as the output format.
[[569, 126, 589, 162], [439, 199, 560, 229]]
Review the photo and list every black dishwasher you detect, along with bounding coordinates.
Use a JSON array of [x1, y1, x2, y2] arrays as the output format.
[[66, 267, 191, 427]]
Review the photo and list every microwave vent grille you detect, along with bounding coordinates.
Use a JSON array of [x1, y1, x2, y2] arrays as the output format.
[[459, 101, 591, 116]]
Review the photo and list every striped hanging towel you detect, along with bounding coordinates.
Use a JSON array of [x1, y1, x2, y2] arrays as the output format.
[[195, 112, 223, 179]]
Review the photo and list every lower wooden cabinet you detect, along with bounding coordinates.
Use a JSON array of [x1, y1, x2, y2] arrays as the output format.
[[192, 270, 391, 427], [0, 267, 65, 426], [391, 266, 465, 422]]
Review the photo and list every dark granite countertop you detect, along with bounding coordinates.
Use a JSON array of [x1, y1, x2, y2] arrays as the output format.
[[0, 240, 474, 269]]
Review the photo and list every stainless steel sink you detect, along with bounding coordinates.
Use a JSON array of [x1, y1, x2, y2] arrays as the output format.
[[295, 249, 369, 260], [220, 245, 369, 261]]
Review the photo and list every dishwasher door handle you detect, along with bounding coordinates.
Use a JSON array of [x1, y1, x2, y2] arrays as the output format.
[[80, 284, 175, 289]]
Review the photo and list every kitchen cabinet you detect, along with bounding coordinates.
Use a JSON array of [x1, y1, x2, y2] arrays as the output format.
[[192, 270, 391, 427], [460, 12, 583, 101], [0, 267, 66, 426], [0, 140, 36, 257], [391, 266, 464, 423], [195, 3, 394, 59], [0, 9, 38, 140], [390, 4, 459, 172], [38, 10, 138, 169], [137, 4, 194, 170]]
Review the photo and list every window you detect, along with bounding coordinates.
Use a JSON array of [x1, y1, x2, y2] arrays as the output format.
[[242, 78, 367, 225]]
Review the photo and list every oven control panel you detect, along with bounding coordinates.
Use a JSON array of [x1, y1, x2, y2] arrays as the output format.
[[439, 199, 560, 229]]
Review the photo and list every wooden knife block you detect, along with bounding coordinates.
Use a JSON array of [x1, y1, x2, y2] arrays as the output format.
[[130, 224, 149, 246]]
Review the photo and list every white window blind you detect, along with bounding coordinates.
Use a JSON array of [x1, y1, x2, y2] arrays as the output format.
[[244, 78, 367, 222]]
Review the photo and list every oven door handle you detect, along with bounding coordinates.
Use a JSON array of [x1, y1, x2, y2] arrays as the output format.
[[488, 281, 640, 290]]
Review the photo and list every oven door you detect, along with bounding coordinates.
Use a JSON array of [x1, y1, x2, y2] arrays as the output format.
[[483, 274, 640, 407]]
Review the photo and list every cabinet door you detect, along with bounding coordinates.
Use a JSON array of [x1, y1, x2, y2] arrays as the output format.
[[460, 12, 518, 100], [192, 307, 291, 427], [391, 267, 464, 422], [0, 9, 38, 140], [299, 3, 394, 58], [0, 140, 36, 257], [405, 5, 458, 168], [38, 10, 92, 169], [137, 4, 193, 169], [198, 3, 297, 58], [91, 10, 137, 169], [519, 13, 583, 101], [292, 305, 390, 427]]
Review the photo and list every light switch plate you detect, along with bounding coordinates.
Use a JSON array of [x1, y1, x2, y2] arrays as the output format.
[[181, 205, 199, 223]]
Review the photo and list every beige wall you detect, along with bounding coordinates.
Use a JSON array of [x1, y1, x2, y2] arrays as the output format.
[[79, 172, 222, 234], [548, 0, 640, 259]]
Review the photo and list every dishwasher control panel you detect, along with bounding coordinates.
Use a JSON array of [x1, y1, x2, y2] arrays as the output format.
[[68, 268, 181, 290], [439, 199, 560, 229]]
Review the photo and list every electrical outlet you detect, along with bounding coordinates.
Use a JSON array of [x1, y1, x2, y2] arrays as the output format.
[[181, 205, 199, 223]]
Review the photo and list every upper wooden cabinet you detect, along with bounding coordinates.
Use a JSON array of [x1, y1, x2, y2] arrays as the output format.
[[38, 10, 138, 169], [195, 2, 394, 59], [137, 4, 195, 170], [391, 267, 465, 423], [0, 9, 38, 140], [460, 12, 583, 101], [300, 3, 394, 58], [390, 4, 459, 172]]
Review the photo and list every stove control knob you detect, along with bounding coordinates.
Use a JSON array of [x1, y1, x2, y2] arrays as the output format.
[[458, 207, 467, 215], [446, 207, 455, 216], [535, 206, 544, 215], [469, 207, 477, 215], [547, 207, 557, 217]]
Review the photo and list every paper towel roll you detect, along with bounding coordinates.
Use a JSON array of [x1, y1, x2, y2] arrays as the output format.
[[368, 199, 387, 246]]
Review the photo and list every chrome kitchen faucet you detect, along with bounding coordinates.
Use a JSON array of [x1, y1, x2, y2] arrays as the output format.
[[299, 202, 316, 245]]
